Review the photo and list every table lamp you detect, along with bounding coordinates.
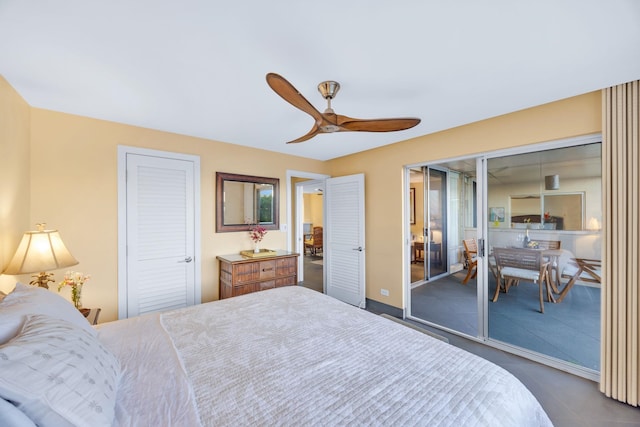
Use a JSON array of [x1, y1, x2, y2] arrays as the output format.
[[2, 223, 79, 289]]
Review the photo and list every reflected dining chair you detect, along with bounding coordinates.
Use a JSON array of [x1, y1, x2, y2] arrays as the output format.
[[304, 226, 323, 256], [492, 247, 555, 313], [558, 258, 601, 302], [462, 239, 478, 285]]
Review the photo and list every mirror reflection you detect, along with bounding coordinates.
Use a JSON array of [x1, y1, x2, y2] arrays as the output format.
[[510, 193, 584, 230], [216, 172, 279, 232]]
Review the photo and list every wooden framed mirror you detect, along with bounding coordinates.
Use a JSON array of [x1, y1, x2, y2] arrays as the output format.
[[216, 172, 280, 232]]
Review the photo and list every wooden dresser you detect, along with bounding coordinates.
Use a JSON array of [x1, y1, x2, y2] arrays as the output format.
[[217, 250, 299, 299]]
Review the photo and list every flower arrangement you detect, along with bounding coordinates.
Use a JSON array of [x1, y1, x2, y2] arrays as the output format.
[[249, 224, 267, 244], [57, 271, 90, 309]]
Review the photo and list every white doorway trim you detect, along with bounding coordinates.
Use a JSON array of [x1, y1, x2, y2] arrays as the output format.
[[286, 170, 330, 281], [295, 179, 325, 282], [286, 170, 331, 250]]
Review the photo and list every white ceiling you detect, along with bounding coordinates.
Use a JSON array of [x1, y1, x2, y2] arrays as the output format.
[[1, 1, 639, 161]]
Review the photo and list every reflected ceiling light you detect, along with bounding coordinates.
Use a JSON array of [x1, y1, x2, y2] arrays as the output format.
[[545, 174, 560, 190]]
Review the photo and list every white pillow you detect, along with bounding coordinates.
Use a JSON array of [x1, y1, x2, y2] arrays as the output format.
[[0, 398, 37, 427], [0, 314, 120, 427], [0, 283, 95, 344]]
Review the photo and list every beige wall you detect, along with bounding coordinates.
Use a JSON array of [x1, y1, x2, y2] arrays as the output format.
[[24, 108, 327, 321], [303, 193, 323, 228], [327, 92, 602, 308], [0, 76, 31, 293]]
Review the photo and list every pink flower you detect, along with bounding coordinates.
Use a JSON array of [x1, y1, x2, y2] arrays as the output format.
[[249, 224, 267, 243]]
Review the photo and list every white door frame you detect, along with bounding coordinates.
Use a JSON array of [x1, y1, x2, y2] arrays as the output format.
[[286, 170, 330, 280], [117, 145, 201, 319], [295, 180, 325, 282]]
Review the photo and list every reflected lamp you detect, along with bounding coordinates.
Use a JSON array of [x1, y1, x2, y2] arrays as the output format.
[[3, 223, 78, 289]]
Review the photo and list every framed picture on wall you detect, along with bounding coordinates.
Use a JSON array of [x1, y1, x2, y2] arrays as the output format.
[[410, 188, 416, 224], [489, 207, 505, 222]]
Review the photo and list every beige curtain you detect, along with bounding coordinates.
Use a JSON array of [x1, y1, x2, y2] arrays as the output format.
[[601, 80, 640, 406]]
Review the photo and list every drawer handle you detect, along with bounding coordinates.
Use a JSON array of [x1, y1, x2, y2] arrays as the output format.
[[262, 267, 274, 272]]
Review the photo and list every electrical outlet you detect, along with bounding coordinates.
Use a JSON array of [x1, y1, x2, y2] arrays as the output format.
[[380, 288, 389, 297], [280, 223, 287, 231]]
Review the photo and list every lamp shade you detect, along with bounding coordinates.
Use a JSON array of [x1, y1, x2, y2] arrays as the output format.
[[3, 227, 78, 275]]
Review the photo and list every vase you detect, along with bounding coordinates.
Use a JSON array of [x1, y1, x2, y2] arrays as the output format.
[[254, 242, 260, 253], [71, 285, 82, 309]]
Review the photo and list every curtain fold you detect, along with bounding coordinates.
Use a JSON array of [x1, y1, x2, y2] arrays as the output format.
[[601, 80, 640, 406]]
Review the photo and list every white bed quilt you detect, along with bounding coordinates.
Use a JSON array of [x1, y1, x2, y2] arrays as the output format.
[[148, 286, 552, 426]]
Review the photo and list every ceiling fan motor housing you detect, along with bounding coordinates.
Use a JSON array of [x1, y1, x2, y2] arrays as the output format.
[[318, 81, 340, 99]]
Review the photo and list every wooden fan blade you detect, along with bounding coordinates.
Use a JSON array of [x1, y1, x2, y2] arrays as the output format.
[[338, 116, 421, 132], [266, 73, 323, 122], [286, 124, 321, 144]]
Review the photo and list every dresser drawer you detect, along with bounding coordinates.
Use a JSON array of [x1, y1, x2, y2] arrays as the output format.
[[276, 257, 297, 277], [233, 283, 257, 296], [259, 280, 276, 291], [259, 260, 276, 280], [276, 275, 297, 287], [232, 262, 260, 284]]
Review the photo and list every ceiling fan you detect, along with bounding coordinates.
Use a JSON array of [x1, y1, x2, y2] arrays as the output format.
[[266, 73, 421, 144]]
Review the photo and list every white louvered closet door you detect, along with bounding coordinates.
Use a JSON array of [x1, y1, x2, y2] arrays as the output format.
[[325, 173, 365, 307], [125, 153, 196, 317]]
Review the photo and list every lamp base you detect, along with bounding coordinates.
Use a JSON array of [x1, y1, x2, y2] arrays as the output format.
[[29, 272, 55, 289]]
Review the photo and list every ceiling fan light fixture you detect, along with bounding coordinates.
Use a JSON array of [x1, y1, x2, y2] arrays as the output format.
[[320, 124, 340, 133]]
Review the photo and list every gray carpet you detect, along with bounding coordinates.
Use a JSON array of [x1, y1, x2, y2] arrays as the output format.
[[298, 254, 324, 293], [380, 313, 449, 343]]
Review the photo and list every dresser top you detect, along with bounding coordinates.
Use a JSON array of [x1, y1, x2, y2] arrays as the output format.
[[216, 250, 299, 263]]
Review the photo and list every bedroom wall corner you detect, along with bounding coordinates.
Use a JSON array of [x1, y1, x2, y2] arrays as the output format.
[[0, 76, 31, 294], [28, 108, 328, 322]]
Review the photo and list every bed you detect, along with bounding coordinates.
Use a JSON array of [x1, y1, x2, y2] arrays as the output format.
[[0, 283, 553, 426]]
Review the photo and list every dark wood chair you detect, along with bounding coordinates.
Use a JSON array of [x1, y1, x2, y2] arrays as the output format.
[[304, 226, 323, 255]]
